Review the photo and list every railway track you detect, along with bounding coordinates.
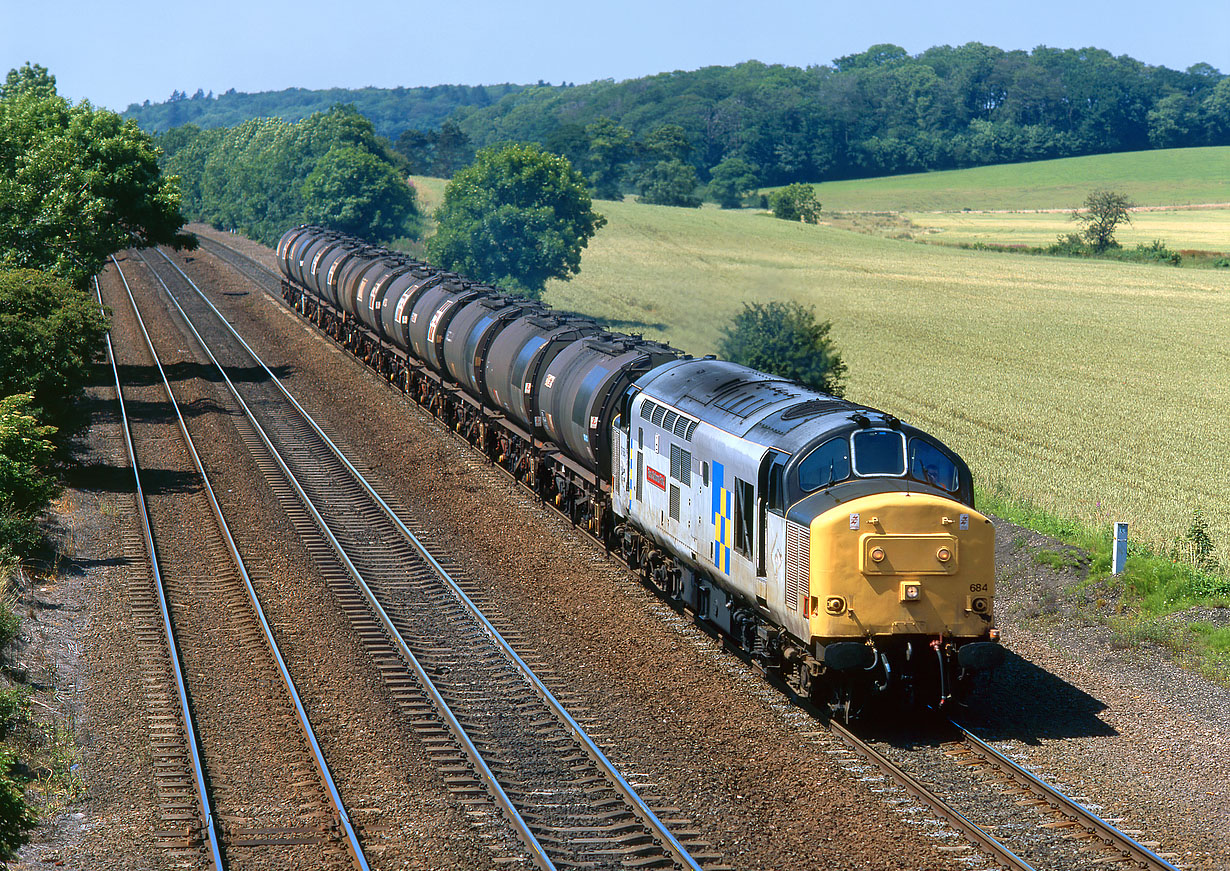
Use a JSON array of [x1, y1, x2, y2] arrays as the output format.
[[98, 263, 368, 870], [138, 245, 726, 871], [825, 717, 1183, 871]]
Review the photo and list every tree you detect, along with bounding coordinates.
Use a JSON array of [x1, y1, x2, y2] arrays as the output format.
[[394, 127, 436, 174], [428, 144, 606, 297], [707, 157, 759, 208], [584, 117, 634, 200], [0, 269, 110, 438], [302, 145, 420, 241], [432, 120, 473, 177], [0, 393, 60, 559], [642, 124, 693, 162], [718, 301, 847, 397], [636, 159, 702, 207], [769, 183, 822, 223], [0, 64, 194, 286], [1072, 189, 1134, 250]]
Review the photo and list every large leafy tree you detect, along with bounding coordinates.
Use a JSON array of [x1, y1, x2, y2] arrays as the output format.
[[302, 145, 419, 241], [636, 159, 701, 207], [428, 144, 606, 297], [718, 301, 847, 397], [584, 118, 634, 200], [707, 157, 759, 208], [769, 183, 822, 223], [0, 64, 194, 286]]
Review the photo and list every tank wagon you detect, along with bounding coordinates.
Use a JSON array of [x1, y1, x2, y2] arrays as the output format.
[[276, 225, 1003, 718]]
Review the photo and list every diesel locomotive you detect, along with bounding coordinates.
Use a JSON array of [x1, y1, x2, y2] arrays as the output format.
[[275, 225, 1003, 718]]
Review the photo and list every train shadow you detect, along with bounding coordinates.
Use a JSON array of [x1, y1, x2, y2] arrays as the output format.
[[63, 459, 199, 496], [951, 648, 1117, 742], [91, 360, 294, 390], [548, 307, 669, 335]]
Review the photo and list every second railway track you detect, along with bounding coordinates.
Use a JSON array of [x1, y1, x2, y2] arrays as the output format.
[[100, 260, 368, 870], [131, 245, 728, 871]]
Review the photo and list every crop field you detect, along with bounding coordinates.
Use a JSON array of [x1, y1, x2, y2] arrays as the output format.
[[534, 200, 1230, 560], [800, 146, 1230, 211], [902, 207, 1230, 251]]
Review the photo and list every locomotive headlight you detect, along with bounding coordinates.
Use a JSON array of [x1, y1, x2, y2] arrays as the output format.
[[870, 546, 886, 563], [825, 596, 847, 615], [936, 547, 951, 563], [901, 582, 921, 602]]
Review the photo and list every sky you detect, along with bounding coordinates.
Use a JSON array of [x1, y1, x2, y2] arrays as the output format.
[[3, 0, 1229, 112]]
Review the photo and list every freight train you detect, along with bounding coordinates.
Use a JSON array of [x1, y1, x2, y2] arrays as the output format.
[[275, 225, 1003, 718]]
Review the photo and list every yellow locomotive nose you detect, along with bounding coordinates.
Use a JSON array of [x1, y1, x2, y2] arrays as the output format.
[[807, 492, 995, 641]]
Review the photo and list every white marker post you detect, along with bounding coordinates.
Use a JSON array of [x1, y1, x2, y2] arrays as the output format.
[[1112, 522, 1128, 575]]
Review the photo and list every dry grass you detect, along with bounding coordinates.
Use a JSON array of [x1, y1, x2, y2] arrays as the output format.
[[903, 207, 1230, 251], [538, 199, 1230, 558]]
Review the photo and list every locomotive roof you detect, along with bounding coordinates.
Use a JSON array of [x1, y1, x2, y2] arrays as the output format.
[[635, 358, 881, 454]]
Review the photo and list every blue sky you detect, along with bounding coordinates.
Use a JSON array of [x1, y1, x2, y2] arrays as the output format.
[[3, 0, 1228, 111]]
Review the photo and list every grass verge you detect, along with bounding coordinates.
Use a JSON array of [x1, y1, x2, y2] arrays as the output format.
[[979, 483, 1230, 683]]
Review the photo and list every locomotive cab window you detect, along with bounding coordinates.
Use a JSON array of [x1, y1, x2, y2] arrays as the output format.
[[797, 437, 851, 492], [908, 438, 960, 492], [851, 429, 906, 476]]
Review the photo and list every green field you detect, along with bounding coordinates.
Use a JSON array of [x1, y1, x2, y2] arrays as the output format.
[[801, 146, 1230, 212], [526, 199, 1230, 562]]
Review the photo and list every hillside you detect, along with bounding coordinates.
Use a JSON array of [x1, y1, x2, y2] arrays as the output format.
[[805, 146, 1230, 211]]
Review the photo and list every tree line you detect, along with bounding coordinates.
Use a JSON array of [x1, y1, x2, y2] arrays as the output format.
[[446, 44, 1229, 192], [123, 82, 526, 138], [159, 105, 420, 247]]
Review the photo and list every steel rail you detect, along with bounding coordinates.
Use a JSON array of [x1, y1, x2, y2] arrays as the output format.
[[135, 248, 558, 870], [156, 244, 707, 871], [827, 719, 1036, 871], [108, 258, 370, 870], [951, 720, 1182, 871], [95, 272, 225, 870]]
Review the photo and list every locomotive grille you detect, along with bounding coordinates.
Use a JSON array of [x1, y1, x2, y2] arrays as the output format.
[[669, 444, 691, 485], [669, 484, 680, 521], [785, 521, 810, 611]]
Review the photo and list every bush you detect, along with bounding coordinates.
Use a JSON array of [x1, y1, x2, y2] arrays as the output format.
[[0, 270, 109, 439], [718, 301, 847, 396], [769, 183, 821, 223], [0, 393, 59, 560], [0, 746, 34, 860], [1130, 240, 1182, 265]]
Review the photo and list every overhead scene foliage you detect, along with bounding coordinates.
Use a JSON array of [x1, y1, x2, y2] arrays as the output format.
[[0, 63, 194, 286], [123, 83, 528, 138]]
